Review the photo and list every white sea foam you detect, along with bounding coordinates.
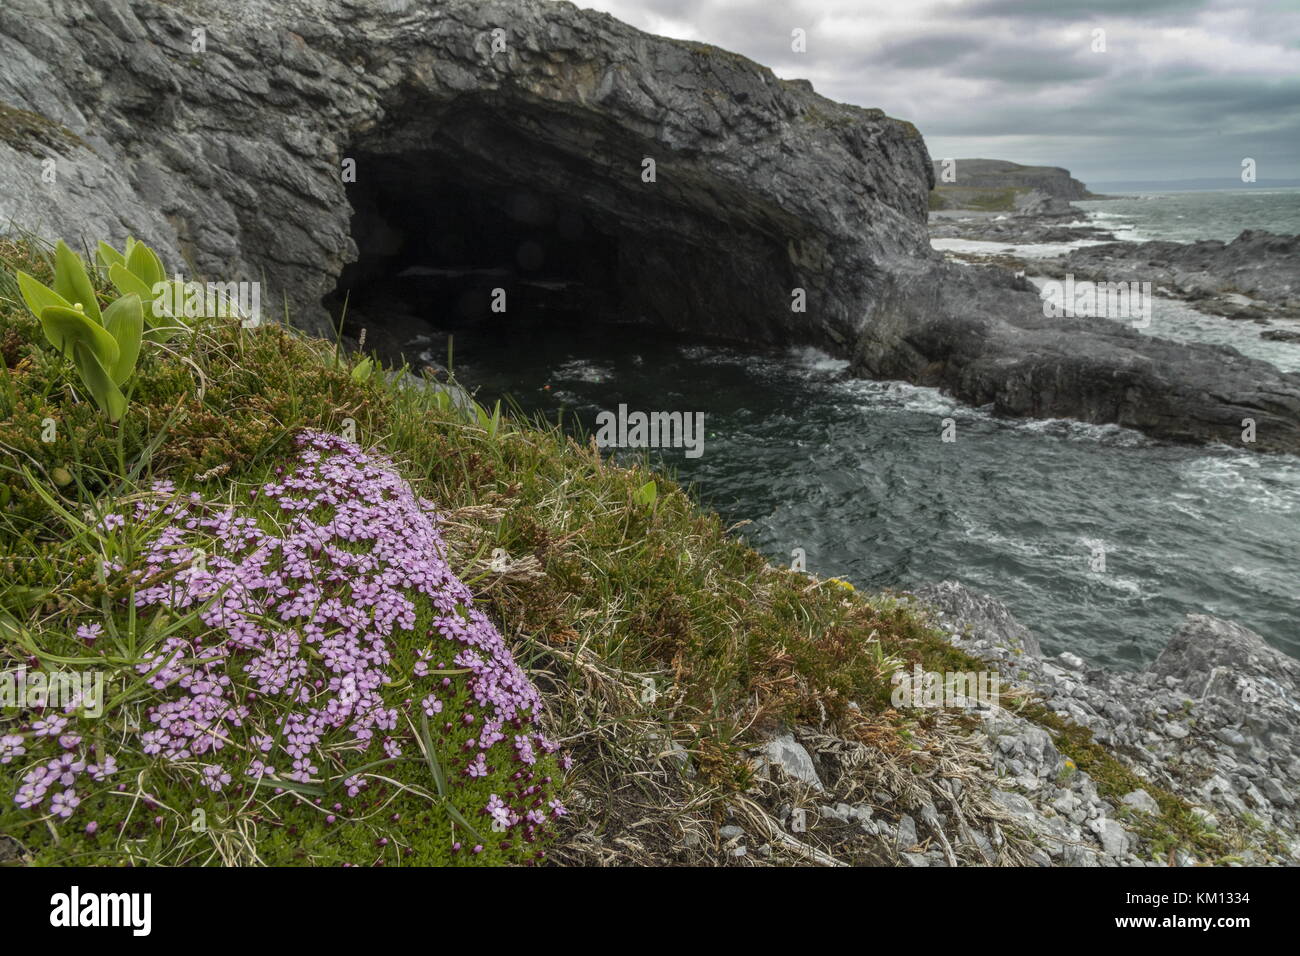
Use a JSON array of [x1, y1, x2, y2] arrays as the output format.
[[553, 359, 615, 383], [930, 237, 1112, 258], [1180, 454, 1300, 512]]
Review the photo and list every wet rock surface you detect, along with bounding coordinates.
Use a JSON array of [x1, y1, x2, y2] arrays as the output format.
[[929, 209, 1117, 245], [1037, 231, 1300, 322]]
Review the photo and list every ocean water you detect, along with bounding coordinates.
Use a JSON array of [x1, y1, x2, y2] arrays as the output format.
[[1074, 187, 1300, 243], [406, 189, 1300, 667]]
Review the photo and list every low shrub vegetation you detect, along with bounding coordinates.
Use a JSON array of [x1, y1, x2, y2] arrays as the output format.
[[0, 236, 1230, 866]]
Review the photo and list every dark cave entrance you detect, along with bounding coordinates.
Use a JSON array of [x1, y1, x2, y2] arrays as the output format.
[[327, 150, 625, 352], [324, 94, 816, 369]]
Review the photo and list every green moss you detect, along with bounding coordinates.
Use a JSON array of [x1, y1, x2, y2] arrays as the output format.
[[0, 102, 86, 155], [928, 185, 1027, 213]]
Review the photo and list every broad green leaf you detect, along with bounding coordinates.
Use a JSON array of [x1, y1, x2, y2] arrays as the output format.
[[108, 263, 182, 341], [108, 260, 156, 302], [73, 340, 127, 421], [16, 270, 72, 320], [101, 294, 143, 385], [633, 479, 658, 508], [52, 240, 101, 325], [350, 355, 374, 382], [40, 304, 120, 368], [95, 241, 126, 272], [126, 239, 164, 287], [149, 278, 190, 341]]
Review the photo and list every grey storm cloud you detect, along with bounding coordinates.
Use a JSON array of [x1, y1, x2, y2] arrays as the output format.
[[575, 0, 1300, 182], [964, 0, 1214, 18]]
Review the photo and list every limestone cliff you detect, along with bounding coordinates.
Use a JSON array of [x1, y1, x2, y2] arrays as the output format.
[[2, 0, 1298, 451]]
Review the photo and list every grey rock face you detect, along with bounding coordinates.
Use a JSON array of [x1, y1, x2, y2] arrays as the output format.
[[0, 0, 932, 345], [912, 581, 1300, 865], [912, 580, 1041, 656], [853, 260, 1300, 454], [2, 1, 1298, 450], [1152, 614, 1300, 700], [895, 814, 918, 849], [1014, 189, 1075, 218], [1121, 789, 1160, 815], [1043, 231, 1300, 320]]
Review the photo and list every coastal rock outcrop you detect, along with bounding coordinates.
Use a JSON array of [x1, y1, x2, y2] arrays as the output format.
[[1040, 231, 1300, 321], [929, 158, 1097, 211], [913, 581, 1300, 865], [0, 0, 933, 347], [2, 0, 1298, 451]]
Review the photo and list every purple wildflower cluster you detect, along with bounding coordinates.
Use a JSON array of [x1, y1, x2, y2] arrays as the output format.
[[11, 431, 568, 850]]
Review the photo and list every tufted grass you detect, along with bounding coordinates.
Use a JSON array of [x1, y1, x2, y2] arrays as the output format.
[[0, 235, 1265, 866]]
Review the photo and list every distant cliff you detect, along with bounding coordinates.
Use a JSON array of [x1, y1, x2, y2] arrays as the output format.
[[930, 158, 1098, 211]]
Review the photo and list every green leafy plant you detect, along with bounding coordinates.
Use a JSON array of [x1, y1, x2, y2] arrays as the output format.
[[15, 240, 144, 422], [350, 355, 375, 383], [634, 478, 659, 508], [97, 236, 186, 342]]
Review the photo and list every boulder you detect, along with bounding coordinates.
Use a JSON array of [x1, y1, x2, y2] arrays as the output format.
[[755, 732, 824, 792], [912, 580, 1041, 656]]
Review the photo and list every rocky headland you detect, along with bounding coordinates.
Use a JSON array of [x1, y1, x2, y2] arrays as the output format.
[[929, 158, 1103, 213]]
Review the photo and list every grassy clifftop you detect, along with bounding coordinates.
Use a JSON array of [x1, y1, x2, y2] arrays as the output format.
[[0, 236, 990, 866], [2, 236, 1254, 867]]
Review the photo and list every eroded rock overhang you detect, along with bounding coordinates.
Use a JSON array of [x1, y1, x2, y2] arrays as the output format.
[[0, 0, 933, 345], [2, 0, 1298, 450]]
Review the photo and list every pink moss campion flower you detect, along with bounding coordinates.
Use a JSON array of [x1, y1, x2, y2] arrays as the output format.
[[49, 789, 79, 818], [88, 754, 117, 781], [31, 716, 68, 738], [202, 764, 232, 792], [0, 735, 26, 764], [97, 513, 125, 532], [12, 431, 571, 837]]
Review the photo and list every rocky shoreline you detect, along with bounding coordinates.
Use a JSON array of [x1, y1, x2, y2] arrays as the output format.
[[1035, 231, 1300, 323], [929, 209, 1120, 245], [916, 583, 1299, 865], [932, 208, 1300, 325], [734, 581, 1300, 867]]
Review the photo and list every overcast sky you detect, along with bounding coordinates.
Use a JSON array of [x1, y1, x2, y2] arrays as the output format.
[[574, 0, 1300, 184]]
